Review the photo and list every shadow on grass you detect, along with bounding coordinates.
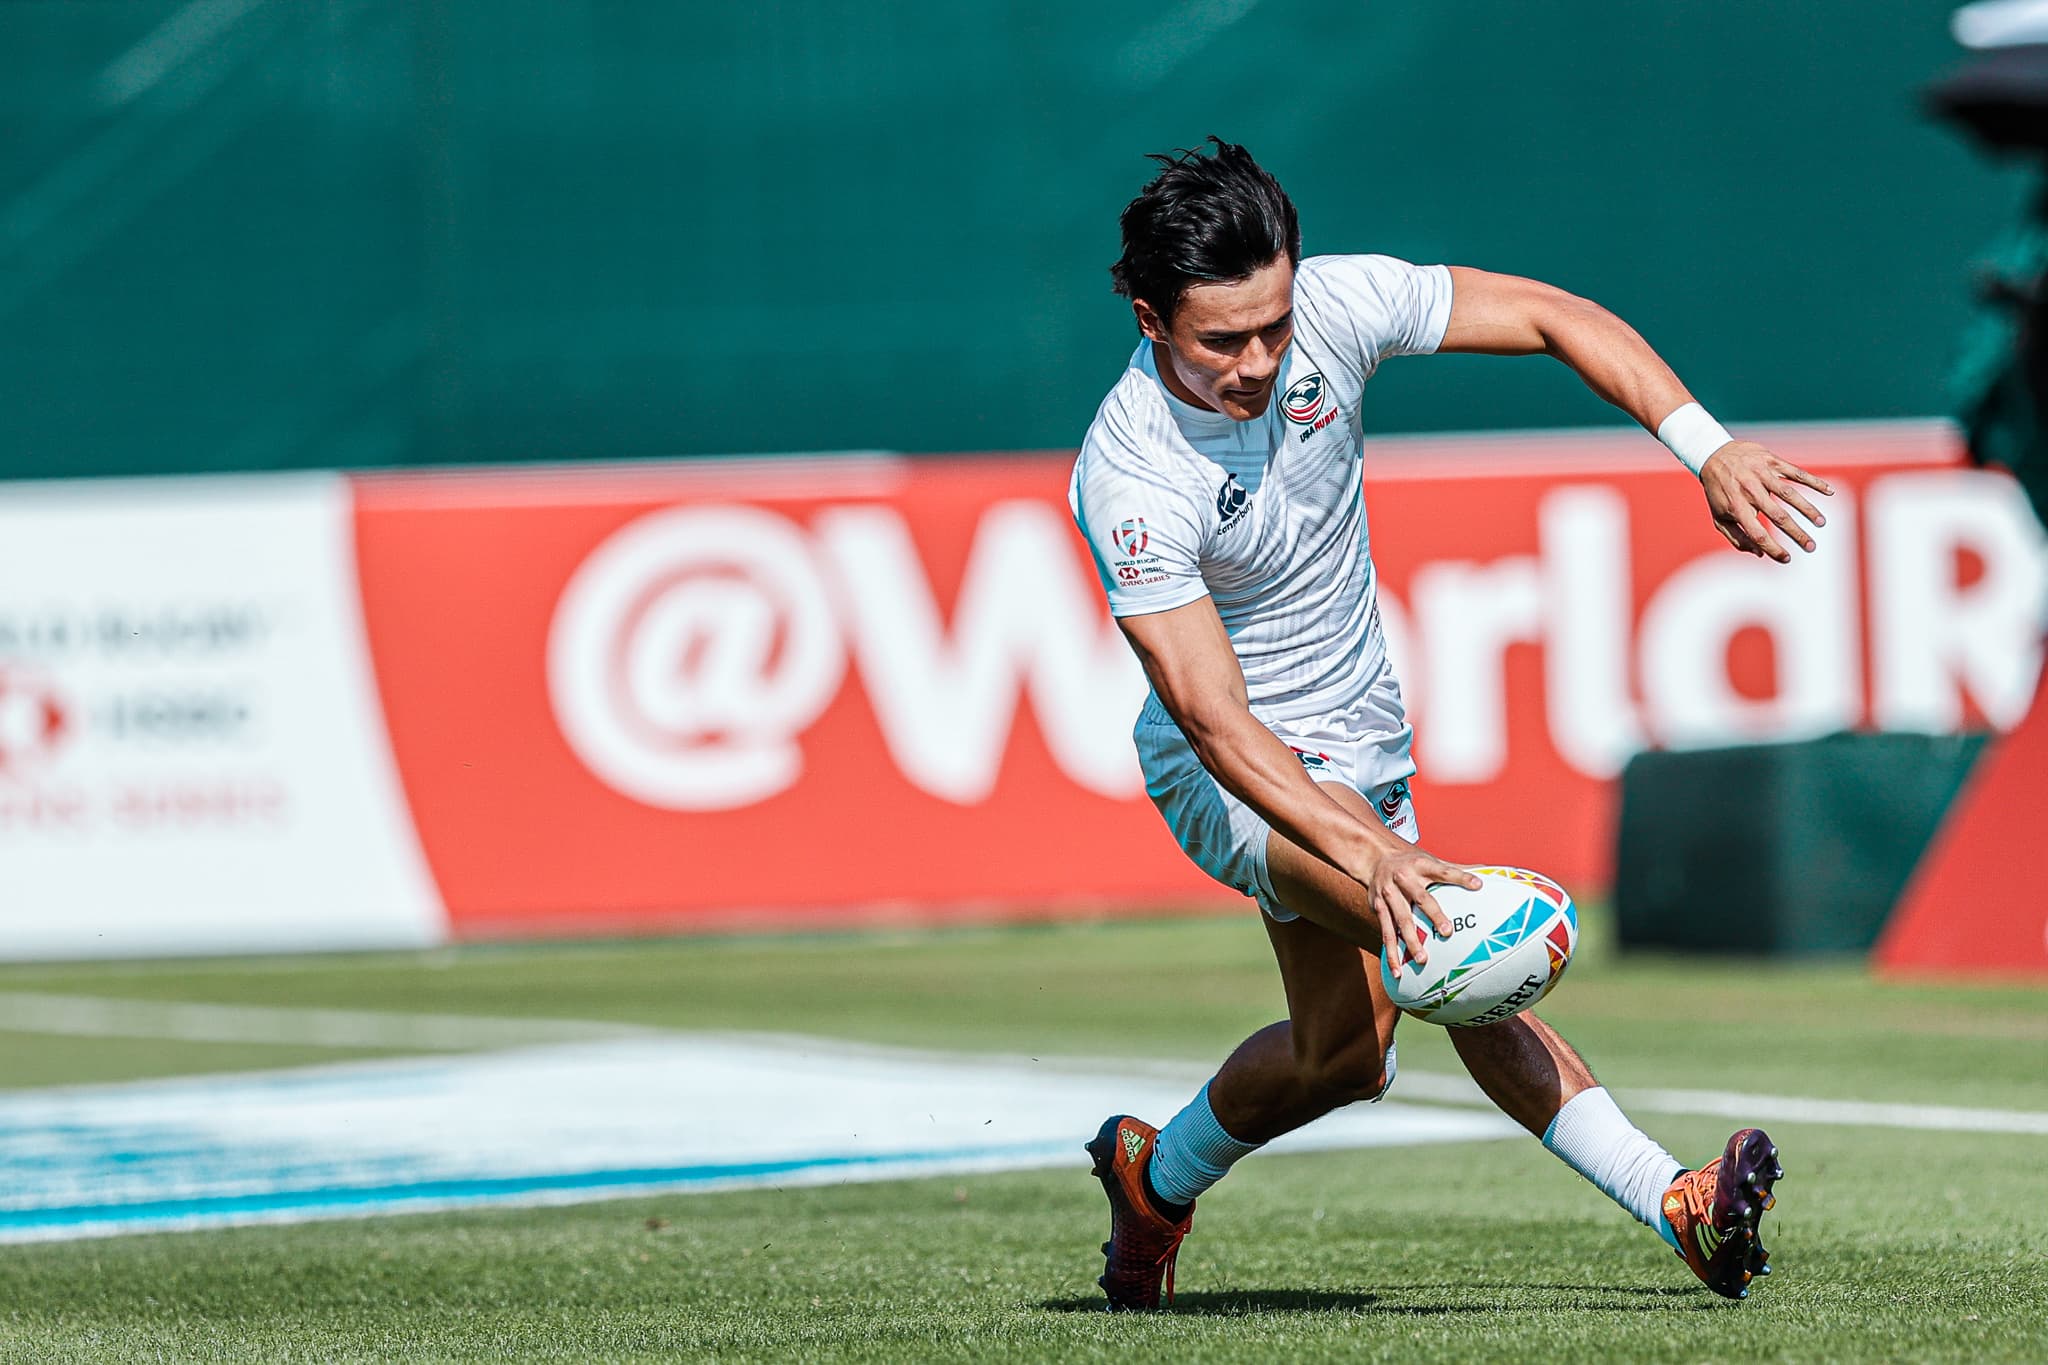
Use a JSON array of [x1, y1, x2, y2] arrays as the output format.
[[1040, 1290, 1391, 1316], [1041, 1283, 1715, 1317], [1499, 1283, 1704, 1300]]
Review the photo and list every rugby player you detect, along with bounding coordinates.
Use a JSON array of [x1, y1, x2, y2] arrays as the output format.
[[1069, 139, 1826, 1310]]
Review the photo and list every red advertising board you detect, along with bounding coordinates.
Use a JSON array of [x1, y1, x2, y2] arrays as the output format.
[[350, 422, 2045, 938], [352, 457, 1222, 937], [1875, 670, 2048, 977]]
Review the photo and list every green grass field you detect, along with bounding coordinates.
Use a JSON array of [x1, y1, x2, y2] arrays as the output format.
[[1, 912, 2044, 1362]]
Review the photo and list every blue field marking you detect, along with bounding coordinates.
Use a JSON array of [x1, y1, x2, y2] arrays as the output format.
[[0, 1035, 1518, 1242], [0, 1141, 1070, 1238]]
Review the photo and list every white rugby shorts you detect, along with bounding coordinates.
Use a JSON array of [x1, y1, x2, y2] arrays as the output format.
[[1135, 713, 1418, 922]]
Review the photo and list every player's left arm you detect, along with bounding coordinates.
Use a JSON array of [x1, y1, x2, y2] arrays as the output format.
[[1436, 266, 1833, 562]]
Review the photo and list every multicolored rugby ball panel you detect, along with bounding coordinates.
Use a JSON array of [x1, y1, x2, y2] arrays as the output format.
[[1379, 866, 1578, 1028]]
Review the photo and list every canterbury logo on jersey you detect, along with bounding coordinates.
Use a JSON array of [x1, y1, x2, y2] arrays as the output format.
[[1216, 474, 1249, 533]]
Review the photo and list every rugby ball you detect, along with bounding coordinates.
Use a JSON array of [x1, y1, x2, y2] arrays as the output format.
[[1379, 866, 1578, 1028]]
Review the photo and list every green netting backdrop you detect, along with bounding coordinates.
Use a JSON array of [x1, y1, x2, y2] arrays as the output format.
[[0, 0, 2026, 477]]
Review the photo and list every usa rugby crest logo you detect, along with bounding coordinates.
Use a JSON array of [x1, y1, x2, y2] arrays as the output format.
[[1113, 518, 1149, 556], [1378, 780, 1408, 821], [1282, 372, 1326, 424]]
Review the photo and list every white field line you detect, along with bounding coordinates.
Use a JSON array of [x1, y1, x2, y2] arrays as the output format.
[[717, 1034, 2048, 1139], [0, 992, 651, 1051], [1629, 1086, 2048, 1136], [1372, 1067, 2048, 1136], [2, 997, 2044, 1138]]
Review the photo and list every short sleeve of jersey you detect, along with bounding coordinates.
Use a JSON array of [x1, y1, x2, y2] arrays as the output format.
[[1299, 255, 1454, 363], [1069, 430, 1211, 618]]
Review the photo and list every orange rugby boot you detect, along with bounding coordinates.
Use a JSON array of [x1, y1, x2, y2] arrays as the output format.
[[1661, 1127, 1783, 1299], [1085, 1114, 1194, 1311]]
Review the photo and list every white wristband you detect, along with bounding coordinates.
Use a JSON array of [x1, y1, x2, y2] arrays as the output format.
[[1656, 402, 1733, 479]]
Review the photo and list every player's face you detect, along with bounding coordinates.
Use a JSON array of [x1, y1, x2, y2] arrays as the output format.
[[1136, 255, 1296, 421]]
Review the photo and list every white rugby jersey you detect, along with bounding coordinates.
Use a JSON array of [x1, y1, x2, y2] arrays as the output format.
[[1068, 254, 1452, 783]]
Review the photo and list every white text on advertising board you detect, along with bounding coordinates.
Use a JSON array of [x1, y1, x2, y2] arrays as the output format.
[[547, 471, 2047, 811]]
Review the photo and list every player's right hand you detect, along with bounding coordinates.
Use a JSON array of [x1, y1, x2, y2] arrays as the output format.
[[1357, 846, 1481, 977], [1699, 440, 1833, 563]]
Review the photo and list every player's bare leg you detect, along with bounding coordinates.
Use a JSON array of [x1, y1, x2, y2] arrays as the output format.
[[1214, 918, 1599, 1141], [1139, 784, 1607, 1222], [1087, 786, 1401, 1310], [1447, 1011, 1595, 1136], [1086, 909, 1395, 1311], [1105, 780, 1778, 1302], [1203, 918, 1401, 1143], [1146, 781, 1590, 1158]]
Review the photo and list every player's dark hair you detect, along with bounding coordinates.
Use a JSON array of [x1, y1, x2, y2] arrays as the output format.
[[1110, 137, 1301, 325]]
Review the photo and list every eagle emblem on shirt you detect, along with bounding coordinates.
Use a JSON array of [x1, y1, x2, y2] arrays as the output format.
[[1282, 372, 1326, 424]]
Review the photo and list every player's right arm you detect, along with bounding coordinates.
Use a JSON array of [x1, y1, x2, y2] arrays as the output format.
[[1115, 595, 1477, 971]]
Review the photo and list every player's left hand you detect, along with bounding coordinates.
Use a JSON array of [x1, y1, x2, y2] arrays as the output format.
[[1360, 844, 1480, 975], [1699, 441, 1834, 563]]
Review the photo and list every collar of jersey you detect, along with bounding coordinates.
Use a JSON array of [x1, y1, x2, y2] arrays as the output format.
[[1138, 344, 1249, 436]]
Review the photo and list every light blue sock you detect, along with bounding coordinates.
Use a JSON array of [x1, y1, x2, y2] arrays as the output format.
[[1541, 1086, 1684, 1250], [1149, 1080, 1261, 1206]]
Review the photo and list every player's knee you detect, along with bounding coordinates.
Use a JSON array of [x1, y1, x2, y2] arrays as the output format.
[[1299, 1038, 1395, 1105]]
